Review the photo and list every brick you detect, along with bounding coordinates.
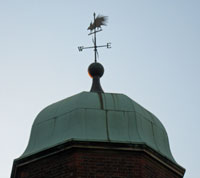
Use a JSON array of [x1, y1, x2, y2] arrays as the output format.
[[14, 147, 183, 178]]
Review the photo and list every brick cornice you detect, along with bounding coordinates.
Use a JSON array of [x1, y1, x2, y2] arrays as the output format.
[[11, 140, 185, 178]]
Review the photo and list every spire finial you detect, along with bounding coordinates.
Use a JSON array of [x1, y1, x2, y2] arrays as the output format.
[[78, 13, 111, 92], [88, 62, 104, 92]]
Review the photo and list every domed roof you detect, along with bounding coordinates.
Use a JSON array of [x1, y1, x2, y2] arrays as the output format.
[[21, 91, 175, 163]]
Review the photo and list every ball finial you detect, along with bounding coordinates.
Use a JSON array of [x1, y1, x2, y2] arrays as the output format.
[[88, 62, 104, 93], [88, 62, 104, 78]]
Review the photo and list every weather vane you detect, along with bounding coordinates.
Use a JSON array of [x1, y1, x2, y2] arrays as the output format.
[[78, 13, 111, 63]]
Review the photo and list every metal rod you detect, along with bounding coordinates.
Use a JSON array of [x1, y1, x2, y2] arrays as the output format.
[[88, 29, 102, 35], [79, 44, 109, 51], [94, 13, 97, 63], [96, 45, 107, 48], [82, 46, 95, 49]]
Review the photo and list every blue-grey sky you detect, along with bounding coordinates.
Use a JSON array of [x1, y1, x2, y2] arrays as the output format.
[[1, 1, 199, 177]]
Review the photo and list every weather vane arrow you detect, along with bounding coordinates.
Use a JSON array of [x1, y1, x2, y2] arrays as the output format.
[[78, 13, 111, 63]]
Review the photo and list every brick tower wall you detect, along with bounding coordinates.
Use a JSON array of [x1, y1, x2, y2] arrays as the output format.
[[15, 147, 183, 178]]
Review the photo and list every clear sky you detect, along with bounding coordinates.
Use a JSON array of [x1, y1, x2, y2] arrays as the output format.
[[1, 1, 199, 177]]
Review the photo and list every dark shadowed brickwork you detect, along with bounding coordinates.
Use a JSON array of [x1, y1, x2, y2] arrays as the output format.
[[13, 142, 184, 178]]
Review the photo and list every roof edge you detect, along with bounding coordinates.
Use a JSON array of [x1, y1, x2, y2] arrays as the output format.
[[11, 140, 185, 178]]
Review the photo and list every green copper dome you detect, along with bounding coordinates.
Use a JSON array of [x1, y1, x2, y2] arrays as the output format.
[[21, 91, 175, 163]]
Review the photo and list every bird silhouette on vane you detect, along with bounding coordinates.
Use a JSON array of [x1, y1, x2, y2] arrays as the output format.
[[87, 14, 108, 32]]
